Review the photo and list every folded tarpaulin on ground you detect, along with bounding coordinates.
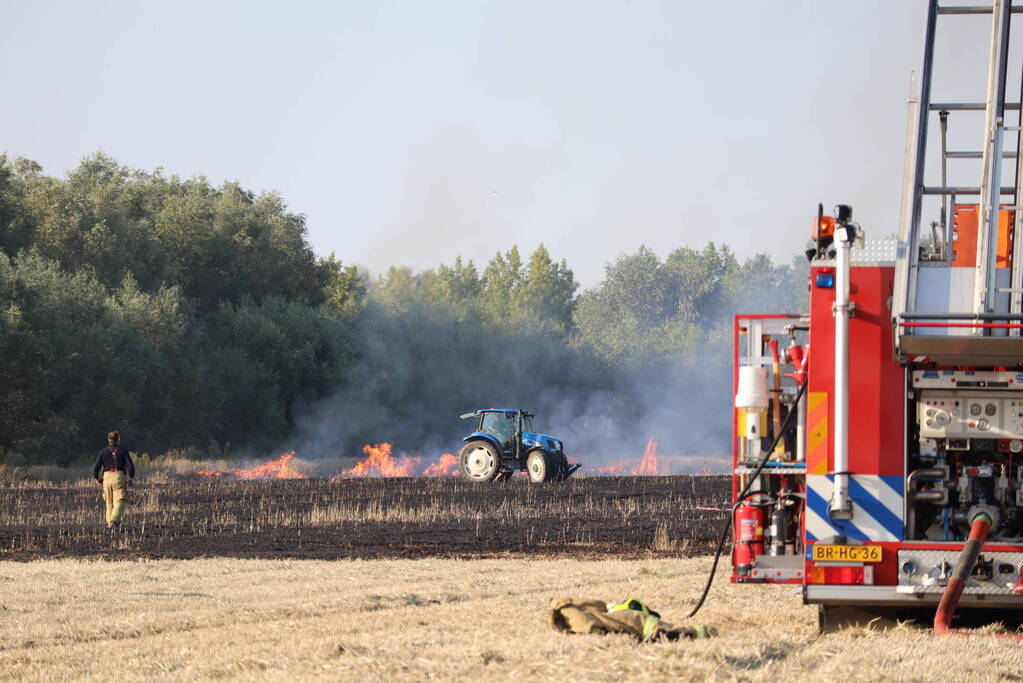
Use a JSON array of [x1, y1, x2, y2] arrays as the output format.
[[548, 597, 717, 642]]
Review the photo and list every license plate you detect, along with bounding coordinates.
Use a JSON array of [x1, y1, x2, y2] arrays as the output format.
[[812, 544, 883, 563]]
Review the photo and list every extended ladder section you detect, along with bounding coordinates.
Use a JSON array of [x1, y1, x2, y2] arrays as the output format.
[[893, 0, 1023, 364]]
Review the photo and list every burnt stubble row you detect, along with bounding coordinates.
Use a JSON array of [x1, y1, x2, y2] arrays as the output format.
[[1, 475, 730, 561]]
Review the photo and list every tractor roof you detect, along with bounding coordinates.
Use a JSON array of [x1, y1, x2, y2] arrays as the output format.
[[459, 409, 533, 419]]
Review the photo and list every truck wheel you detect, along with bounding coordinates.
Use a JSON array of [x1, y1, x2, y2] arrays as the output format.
[[459, 440, 500, 482], [526, 450, 551, 483]]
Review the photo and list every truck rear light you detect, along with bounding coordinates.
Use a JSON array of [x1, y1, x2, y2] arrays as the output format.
[[808, 565, 873, 585]]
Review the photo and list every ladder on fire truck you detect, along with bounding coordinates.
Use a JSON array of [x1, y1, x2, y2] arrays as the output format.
[[893, 0, 1023, 365]]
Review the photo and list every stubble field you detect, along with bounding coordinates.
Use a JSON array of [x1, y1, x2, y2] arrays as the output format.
[[0, 475, 730, 561], [3, 475, 1021, 681], [3, 556, 1022, 681]]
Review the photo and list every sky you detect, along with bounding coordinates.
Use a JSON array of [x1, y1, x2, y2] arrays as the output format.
[[0, 1, 992, 287]]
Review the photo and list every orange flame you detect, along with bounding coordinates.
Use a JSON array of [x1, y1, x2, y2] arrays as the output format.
[[582, 438, 659, 476], [422, 452, 459, 477], [335, 444, 460, 479], [195, 451, 306, 480], [635, 438, 658, 475], [344, 443, 422, 477]]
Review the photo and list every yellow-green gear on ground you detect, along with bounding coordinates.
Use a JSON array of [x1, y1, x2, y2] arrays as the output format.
[[548, 597, 717, 642], [607, 597, 660, 641]]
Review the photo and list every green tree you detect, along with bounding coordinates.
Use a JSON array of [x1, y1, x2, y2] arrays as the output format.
[[0, 251, 158, 459], [480, 245, 524, 327], [574, 243, 802, 366], [573, 245, 672, 364], [430, 256, 482, 313], [0, 154, 361, 462], [320, 252, 365, 315], [8, 153, 330, 310], [522, 244, 577, 337], [478, 244, 576, 337]]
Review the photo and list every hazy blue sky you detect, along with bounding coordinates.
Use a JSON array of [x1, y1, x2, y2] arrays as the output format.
[[0, 1, 988, 285]]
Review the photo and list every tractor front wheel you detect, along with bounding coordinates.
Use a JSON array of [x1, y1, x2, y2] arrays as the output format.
[[526, 450, 552, 483], [459, 440, 501, 482]]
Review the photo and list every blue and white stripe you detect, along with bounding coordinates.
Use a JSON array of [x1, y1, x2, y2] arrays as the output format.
[[806, 474, 904, 542]]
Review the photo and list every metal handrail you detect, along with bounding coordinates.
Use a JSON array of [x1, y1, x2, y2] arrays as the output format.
[[900, 312, 1023, 320]]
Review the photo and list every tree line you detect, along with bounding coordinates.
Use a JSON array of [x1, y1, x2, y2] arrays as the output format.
[[0, 154, 805, 464]]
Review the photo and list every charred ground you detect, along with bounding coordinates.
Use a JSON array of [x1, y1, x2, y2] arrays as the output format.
[[1, 475, 729, 561]]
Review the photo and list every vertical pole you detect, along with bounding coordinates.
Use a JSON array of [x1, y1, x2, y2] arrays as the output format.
[[939, 109, 950, 258], [796, 391, 807, 463], [770, 340, 785, 458], [909, 0, 938, 245], [830, 224, 854, 520], [897, 73, 920, 262], [893, 0, 937, 353], [974, 0, 1011, 320], [1012, 7, 1023, 330], [748, 321, 763, 462]]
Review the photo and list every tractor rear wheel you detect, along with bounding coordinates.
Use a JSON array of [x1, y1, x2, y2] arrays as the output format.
[[526, 450, 552, 483], [459, 440, 501, 482]]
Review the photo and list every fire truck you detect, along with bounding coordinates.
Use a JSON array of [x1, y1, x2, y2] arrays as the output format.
[[731, 0, 1023, 631]]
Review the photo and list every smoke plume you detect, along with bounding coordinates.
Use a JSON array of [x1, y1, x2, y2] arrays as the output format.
[[289, 307, 734, 473]]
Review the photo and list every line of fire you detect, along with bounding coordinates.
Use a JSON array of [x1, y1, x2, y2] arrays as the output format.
[[193, 438, 662, 481]]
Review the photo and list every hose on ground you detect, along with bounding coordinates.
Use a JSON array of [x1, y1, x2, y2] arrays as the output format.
[[933, 514, 1023, 641], [932, 513, 1023, 641], [685, 380, 807, 618], [934, 513, 991, 634]]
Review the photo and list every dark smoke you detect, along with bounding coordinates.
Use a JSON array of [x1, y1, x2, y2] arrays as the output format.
[[291, 316, 738, 472], [288, 250, 804, 473]]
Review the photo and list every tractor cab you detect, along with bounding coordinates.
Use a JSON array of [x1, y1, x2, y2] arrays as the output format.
[[479, 409, 520, 454], [457, 409, 578, 483]]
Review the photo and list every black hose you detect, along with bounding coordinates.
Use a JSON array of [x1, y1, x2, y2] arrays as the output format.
[[685, 380, 808, 618]]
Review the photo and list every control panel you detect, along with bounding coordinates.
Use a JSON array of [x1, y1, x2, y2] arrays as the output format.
[[918, 390, 1023, 439], [898, 549, 1023, 593]]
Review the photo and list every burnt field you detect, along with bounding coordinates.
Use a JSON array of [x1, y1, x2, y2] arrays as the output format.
[[0, 475, 729, 561]]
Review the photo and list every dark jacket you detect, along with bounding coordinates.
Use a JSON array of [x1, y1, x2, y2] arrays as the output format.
[[93, 445, 135, 481]]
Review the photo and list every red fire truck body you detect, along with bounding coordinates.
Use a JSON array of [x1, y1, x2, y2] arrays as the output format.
[[731, 2, 1023, 629], [734, 253, 1023, 628]]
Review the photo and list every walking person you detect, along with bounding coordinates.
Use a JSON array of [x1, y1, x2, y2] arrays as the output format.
[[92, 431, 135, 531]]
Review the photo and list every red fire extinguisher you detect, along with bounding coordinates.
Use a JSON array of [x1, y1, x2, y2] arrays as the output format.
[[734, 504, 765, 576]]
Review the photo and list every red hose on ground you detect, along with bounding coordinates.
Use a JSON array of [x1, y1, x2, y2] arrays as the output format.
[[934, 515, 990, 634], [934, 514, 1023, 641]]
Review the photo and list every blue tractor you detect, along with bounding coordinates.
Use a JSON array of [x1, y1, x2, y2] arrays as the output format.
[[458, 409, 579, 482]]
